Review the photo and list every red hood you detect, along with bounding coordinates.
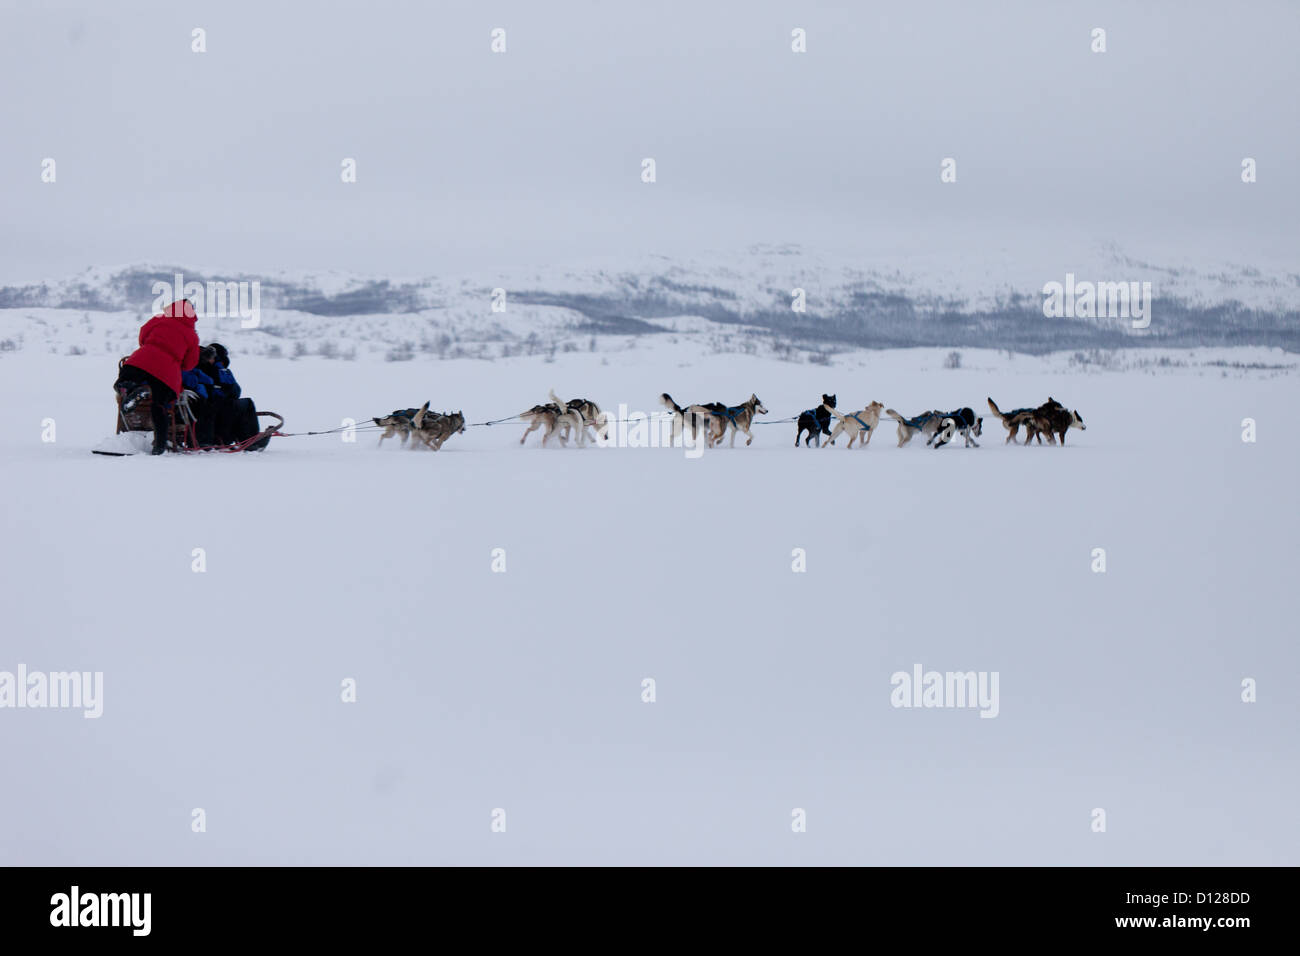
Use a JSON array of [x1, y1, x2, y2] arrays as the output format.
[[162, 299, 197, 325]]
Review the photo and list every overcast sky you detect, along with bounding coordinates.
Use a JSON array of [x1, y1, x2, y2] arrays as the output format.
[[1, 0, 1296, 283]]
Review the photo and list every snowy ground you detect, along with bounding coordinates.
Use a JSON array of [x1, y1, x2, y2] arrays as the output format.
[[1, 343, 1297, 865]]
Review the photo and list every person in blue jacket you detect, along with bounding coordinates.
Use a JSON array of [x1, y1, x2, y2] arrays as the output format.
[[199, 342, 267, 448], [208, 343, 242, 399]]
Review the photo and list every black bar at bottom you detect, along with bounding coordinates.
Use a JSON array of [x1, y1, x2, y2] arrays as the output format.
[[0, 866, 1279, 942]]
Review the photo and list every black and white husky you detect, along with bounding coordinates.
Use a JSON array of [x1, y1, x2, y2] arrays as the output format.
[[929, 407, 983, 448], [795, 394, 836, 447]]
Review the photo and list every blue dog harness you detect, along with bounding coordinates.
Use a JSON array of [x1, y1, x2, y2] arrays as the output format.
[[901, 412, 936, 429]]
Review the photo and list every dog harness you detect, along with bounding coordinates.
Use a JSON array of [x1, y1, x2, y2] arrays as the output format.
[[849, 412, 871, 431]]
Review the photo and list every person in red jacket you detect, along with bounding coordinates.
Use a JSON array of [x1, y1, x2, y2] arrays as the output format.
[[114, 298, 201, 454]]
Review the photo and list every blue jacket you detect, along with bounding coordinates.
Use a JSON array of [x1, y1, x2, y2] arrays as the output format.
[[181, 368, 215, 399], [215, 366, 241, 399]]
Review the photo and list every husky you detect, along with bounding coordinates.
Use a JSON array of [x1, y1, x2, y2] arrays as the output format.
[[929, 407, 982, 448], [562, 397, 609, 443], [519, 391, 587, 447], [823, 400, 884, 449], [548, 390, 587, 447], [519, 392, 600, 447], [660, 393, 723, 448], [414, 410, 466, 450], [1025, 400, 1086, 446], [713, 394, 768, 447], [518, 403, 560, 446], [987, 397, 1063, 444], [884, 408, 944, 447], [795, 394, 836, 447], [374, 403, 427, 447]]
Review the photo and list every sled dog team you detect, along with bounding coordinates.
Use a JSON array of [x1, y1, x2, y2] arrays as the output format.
[[372, 390, 1085, 450]]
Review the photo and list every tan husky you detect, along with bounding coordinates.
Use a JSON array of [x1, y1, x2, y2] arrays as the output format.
[[822, 401, 884, 449], [518, 403, 560, 446]]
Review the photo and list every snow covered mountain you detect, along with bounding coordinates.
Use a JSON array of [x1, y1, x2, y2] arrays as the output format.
[[1, 242, 1298, 360]]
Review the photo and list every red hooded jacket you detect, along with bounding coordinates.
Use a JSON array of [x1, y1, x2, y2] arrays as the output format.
[[123, 299, 200, 397]]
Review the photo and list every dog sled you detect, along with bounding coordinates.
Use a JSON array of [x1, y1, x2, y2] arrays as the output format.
[[93, 359, 283, 456]]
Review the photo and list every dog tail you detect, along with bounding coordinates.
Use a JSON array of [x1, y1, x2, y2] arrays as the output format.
[[986, 397, 1006, 421], [885, 408, 906, 422], [660, 393, 685, 415], [548, 389, 568, 415], [412, 400, 430, 429], [822, 403, 847, 423]]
